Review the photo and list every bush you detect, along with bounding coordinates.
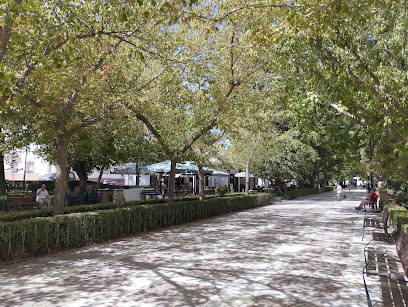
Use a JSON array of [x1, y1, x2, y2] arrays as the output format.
[[273, 187, 319, 200], [0, 193, 274, 262], [215, 185, 228, 196], [0, 193, 249, 223], [321, 186, 334, 193], [396, 194, 408, 206], [0, 198, 167, 223], [387, 204, 408, 233], [0, 196, 6, 212], [287, 188, 317, 199]]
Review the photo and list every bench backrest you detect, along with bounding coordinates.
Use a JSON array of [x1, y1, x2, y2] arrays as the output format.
[[7, 194, 36, 204], [382, 208, 389, 223]]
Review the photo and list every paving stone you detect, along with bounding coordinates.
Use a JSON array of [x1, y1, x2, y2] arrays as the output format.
[[0, 188, 403, 306]]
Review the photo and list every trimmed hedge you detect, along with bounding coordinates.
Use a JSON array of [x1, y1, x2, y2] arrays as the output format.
[[287, 188, 317, 199], [0, 193, 246, 223], [387, 204, 408, 234], [5, 180, 57, 193], [274, 186, 332, 200], [0, 196, 6, 212], [0, 193, 274, 262], [322, 186, 334, 192]]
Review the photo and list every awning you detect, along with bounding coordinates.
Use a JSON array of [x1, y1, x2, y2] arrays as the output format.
[[205, 168, 229, 177], [137, 161, 229, 176], [139, 160, 200, 175], [234, 171, 254, 178]]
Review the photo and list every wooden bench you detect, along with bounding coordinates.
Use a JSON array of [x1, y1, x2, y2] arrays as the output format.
[[6, 194, 38, 212], [362, 208, 390, 241], [396, 230, 408, 276], [363, 244, 408, 307], [364, 200, 378, 211]]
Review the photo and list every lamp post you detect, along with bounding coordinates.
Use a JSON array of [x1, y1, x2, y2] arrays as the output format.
[[369, 138, 373, 190], [22, 147, 28, 186]]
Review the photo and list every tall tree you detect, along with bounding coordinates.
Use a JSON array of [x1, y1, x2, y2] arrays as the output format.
[[2, 1, 197, 214]]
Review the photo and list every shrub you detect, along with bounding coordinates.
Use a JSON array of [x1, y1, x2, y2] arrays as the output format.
[[0, 196, 6, 212], [0, 193, 274, 262], [0, 193, 249, 223], [287, 188, 317, 199], [396, 194, 408, 206], [215, 185, 228, 196], [321, 186, 334, 193], [273, 187, 319, 200], [387, 204, 408, 233]]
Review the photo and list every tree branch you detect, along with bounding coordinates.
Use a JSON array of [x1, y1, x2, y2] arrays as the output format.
[[316, 36, 384, 109], [135, 113, 171, 155], [179, 119, 217, 155], [62, 34, 129, 124]]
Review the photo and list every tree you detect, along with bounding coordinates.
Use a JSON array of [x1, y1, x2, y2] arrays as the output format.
[[2, 1, 198, 214], [267, 1, 408, 143], [118, 6, 264, 201], [252, 129, 318, 191]]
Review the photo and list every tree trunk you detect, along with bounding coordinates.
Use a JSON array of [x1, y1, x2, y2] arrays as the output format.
[[245, 163, 250, 195], [54, 136, 69, 216], [0, 151, 6, 195], [276, 176, 287, 192], [96, 164, 105, 189], [136, 161, 140, 187], [315, 160, 320, 188], [73, 161, 88, 189], [197, 165, 206, 201], [168, 159, 177, 202], [65, 166, 71, 185]]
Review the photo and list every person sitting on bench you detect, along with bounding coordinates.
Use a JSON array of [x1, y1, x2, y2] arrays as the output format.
[[36, 184, 52, 209], [355, 189, 378, 210]]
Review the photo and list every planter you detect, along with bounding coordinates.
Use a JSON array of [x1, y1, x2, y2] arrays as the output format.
[[112, 189, 125, 202]]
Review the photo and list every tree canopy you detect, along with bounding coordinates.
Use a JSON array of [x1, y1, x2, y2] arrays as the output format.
[[1, 0, 407, 208]]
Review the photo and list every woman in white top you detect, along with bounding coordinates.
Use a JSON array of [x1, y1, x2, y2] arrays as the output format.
[[336, 183, 343, 201]]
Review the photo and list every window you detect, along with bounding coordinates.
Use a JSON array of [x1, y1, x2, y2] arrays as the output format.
[[27, 161, 35, 173]]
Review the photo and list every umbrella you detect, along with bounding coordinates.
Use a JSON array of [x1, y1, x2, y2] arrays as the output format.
[[234, 171, 254, 178], [111, 167, 137, 174], [204, 168, 229, 177], [139, 160, 200, 175], [138, 161, 229, 176]]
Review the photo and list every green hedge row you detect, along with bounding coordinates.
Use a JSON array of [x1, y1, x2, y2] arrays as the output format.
[[387, 203, 408, 234], [0, 196, 6, 212], [0, 199, 166, 223], [0, 193, 274, 262], [321, 186, 334, 192], [287, 188, 318, 199], [274, 186, 332, 200], [0, 193, 246, 223]]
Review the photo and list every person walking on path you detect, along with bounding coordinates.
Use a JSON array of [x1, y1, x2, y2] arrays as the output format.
[[36, 184, 51, 208], [336, 183, 343, 201]]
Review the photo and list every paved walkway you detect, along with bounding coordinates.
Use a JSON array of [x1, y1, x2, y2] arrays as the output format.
[[0, 189, 398, 306]]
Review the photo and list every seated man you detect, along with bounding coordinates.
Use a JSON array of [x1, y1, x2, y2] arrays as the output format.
[[36, 184, 52, 208], [355, 189, 378, 210]]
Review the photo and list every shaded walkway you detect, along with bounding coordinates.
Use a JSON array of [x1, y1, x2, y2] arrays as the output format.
[[0, 189, 395, 306]]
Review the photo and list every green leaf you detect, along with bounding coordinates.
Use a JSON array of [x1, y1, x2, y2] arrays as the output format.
[[119, 12, 128, 22]]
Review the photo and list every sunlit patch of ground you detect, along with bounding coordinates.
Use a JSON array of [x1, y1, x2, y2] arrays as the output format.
[[0, 188, 398, 306]]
